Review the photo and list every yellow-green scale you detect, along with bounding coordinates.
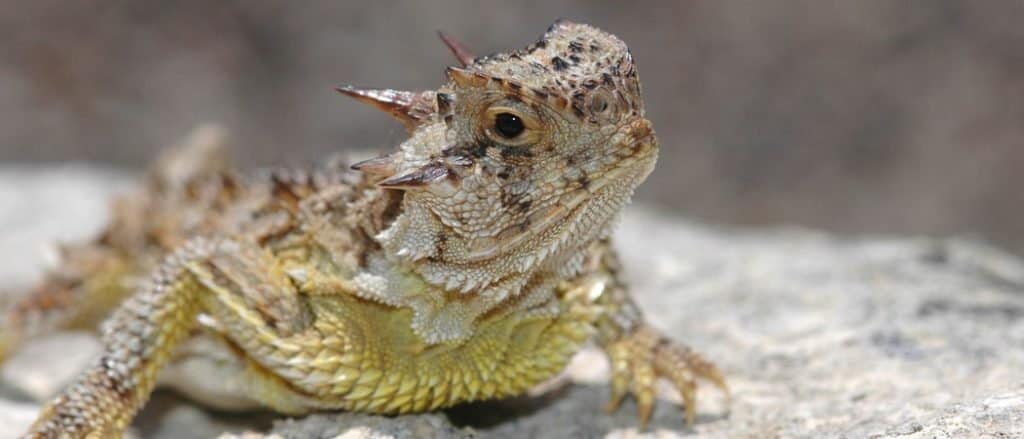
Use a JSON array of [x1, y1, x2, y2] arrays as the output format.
[[240, 293, 593, 414]]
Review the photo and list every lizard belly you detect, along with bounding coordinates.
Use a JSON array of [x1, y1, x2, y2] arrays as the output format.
[[244, 294, 593, 414]]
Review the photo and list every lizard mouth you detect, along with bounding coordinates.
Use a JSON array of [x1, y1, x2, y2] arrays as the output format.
[[463, 144, 656, 261]]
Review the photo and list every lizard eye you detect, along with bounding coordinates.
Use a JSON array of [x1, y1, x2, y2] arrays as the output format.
[[484, 106, 540, 145], [494, 113, 525, 139]]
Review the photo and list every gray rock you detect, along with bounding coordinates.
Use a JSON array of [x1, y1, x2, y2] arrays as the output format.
[[0, 165, 132, 290], [2, 167, 1024, 438], [0, 399, 38, 439], [1, 332, 100, 400]]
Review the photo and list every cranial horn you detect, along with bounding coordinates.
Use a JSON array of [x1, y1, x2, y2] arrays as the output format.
[[437, 31, 475, 67], [445, 67, 490, 88], [350, 155, 397, 177], [335, 86, 432, 131], [377, 162, 458, 196], [378, 162, 449, 188]]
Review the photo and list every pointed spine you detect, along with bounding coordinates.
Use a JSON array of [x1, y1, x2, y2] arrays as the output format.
[[350, 155, 397, 177], [378, 162, 451, 189], [437, 31, 475, 67], [335, 86, 433, 131]]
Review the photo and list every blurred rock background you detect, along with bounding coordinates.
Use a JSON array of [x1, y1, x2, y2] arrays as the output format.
[[1, 1, 1023, 252]]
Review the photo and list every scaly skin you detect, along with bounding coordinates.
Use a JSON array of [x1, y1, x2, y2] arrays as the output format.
[[4, 21, 727, 438]]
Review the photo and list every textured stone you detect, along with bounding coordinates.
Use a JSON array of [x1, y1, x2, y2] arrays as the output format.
[[0, 399, 38, 439], [3, 168, 1024, 438], [0, 332, 101, 401]]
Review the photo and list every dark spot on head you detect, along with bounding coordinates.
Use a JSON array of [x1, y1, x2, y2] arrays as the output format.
[[568, 41, 584, 53], [576, 175, 590, 189], [501, 145, 534, 159], [497, 171, 510, 180], [590, 43, 602, 52], [535, 40, 548, 49], [436, 93, 453, 113], [463, 141, 488, 158], [569, 54, 582, 64], [571, 104, 586, 119], [602, 73, 614, 86], [517, 199, 533, 213], [551, 56, 570, 71], [582, 79, 599, 89]]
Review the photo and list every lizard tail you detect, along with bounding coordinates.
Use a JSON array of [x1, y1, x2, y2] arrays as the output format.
[[0, 249, 136, 365]]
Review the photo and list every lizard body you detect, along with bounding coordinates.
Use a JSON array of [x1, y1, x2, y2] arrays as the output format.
[[2, 21, 727, 438]]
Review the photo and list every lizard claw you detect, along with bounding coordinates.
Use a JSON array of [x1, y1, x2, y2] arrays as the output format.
[[604, 325, 728, 429]]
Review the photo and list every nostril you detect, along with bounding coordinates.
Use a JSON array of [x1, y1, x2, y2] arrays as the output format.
[[630, 120, 653, 141]]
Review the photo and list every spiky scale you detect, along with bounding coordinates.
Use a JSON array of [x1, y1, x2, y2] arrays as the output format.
[[437, 31, 476, 67]]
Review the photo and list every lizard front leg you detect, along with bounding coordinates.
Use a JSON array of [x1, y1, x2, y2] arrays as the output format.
[[575, 240, 729, 428], [23, 240, 218, 438], [22, 237, 309, 438]]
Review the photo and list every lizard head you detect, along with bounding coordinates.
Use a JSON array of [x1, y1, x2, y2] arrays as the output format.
[[344, 20, 657, 265]]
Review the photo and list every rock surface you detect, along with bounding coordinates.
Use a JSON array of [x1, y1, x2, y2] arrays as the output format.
[[3, 166, 1024, 438]]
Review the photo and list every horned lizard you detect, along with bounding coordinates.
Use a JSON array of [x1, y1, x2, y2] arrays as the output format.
[[3, 20, 727, 438]]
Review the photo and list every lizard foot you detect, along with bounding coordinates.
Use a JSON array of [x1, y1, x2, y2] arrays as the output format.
[[604, 324, 729, 429]]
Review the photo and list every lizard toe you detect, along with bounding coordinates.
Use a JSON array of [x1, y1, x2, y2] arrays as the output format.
[[604, 324, 729, 429]]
